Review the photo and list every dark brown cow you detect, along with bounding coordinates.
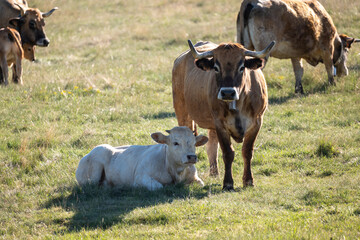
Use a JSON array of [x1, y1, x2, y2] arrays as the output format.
[[0, 0, 58, 47], [237, 0, 360, 93], [172, 40, 275, 189]]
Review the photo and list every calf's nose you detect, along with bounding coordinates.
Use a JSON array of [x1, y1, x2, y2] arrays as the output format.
[[187, 154, 197, 163]]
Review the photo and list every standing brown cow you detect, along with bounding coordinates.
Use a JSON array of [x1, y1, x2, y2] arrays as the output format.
[[237, 0, 359, 93], [172, 40, 275, 190]]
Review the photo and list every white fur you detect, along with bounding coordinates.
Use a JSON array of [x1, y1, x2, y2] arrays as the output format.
[[76, 126, 208, 191]]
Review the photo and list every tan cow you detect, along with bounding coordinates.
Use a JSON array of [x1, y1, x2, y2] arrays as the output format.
[[172, 40, 275, 190], [237, 0, 359, 93], [0, 27, 23, 85], [76, 127, 208, 191]]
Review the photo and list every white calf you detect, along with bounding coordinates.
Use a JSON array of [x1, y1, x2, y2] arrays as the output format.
[[76, 126, 208, 190]]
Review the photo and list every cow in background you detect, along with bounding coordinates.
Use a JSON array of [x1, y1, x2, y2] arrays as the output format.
[[237, 0, 359, 93], [172, 39, 275, 190], [76, 127, 208, 191]]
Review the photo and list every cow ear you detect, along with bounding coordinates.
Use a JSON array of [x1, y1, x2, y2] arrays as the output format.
[[151, 132, 168, 144], [9, 18, 23, 28], [195, 135, 208, 147], [244, 58, 264, 70], [340, 34, 355, 48], [195, 58, 214, 71]]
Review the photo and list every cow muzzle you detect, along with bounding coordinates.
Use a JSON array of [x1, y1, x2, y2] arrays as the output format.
[[185, 154, 197, 164], [36, 38, 50, 47], [218, 87, 239, 102]]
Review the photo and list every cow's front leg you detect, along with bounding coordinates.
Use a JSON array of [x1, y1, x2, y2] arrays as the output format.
[[0, 56, 8, 85], [291, 58, 304, 94], [323, 52, 336, 85], [207, 129, 219, 176], [136, 175, 163, 191], [216, 126, 235, 190], [242, 118, 262, 187]]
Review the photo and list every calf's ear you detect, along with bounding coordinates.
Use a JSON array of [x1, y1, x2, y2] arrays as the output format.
[[151, 132, 168, 144], [244, 58, 264, 70], [195, 58, 214, 71], [195, 135, 208, 147]]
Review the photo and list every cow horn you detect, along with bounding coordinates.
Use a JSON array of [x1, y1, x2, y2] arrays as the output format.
[[42, 7, 58, 18], [245, 41, 276, 58], [188, 39, 214, 59], [355, 39, 360, 43], [14, 3, 26, 16]]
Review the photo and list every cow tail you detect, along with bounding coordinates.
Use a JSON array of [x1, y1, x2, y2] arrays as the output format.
[[237, 0, 255, 46], [6, 27, 24, 58]]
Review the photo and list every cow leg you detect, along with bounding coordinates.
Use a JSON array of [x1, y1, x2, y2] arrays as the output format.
[[291, 58, 304, 94], [0, 66, 3, 84], [0, 56, 9, 85], [216, 125, 235, 190], [11, 64, 20, 84], [135, 175, 163, 191], [15, 57, 23, 85], [242, 118, 262, 187], [206, 129, 219, 176], [323, 54, 335, 85]]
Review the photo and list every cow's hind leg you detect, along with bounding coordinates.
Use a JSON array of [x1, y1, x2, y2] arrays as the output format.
[[291, 58, 304, 94], [242, 118, 262, 187], [207, 129, 219, 176], [0, 56, 8, 85]]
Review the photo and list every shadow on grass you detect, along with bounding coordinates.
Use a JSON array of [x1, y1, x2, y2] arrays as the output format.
[[43, 183, 223, 233], [268, 81, 329, 105], [142, 111, 175, 120]]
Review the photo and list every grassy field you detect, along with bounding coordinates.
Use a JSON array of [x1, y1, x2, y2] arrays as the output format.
[[1, 0, 360, 239]]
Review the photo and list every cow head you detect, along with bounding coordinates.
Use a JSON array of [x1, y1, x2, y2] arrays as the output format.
[[9, 4, 58, 47], [151, 126, 208, 166], [23, 43, 36, 62], [188, 40, 275, 105], [333, 34, 360, 77]]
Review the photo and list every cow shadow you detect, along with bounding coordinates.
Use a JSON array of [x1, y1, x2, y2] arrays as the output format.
[[43, 183, 222, 233], [142, 111, 176, 120]]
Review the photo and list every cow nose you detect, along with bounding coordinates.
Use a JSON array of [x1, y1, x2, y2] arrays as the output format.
[[43, 38, 50, 46], [187, 154, 197, 163], [218, 87, 239, 101]]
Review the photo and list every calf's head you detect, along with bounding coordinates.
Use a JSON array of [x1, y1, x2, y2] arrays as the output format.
[[188, 40, 275, 103], [334, 34, 360, 77], [23, 43, 36, 61], [9, 4, 58, 47], [151, 126, 208, 166]]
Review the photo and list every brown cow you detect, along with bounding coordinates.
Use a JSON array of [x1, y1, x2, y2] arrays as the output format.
[[236, 0, 360, 93], [172, 40, 275, 190], [0, 27, 23, 85], [0, 0, 58, 47]]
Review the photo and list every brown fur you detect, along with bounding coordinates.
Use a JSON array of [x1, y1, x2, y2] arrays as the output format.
[[172, 41, 268, 189], [0, 27, 24, 85], [237, 0, 358, 93]]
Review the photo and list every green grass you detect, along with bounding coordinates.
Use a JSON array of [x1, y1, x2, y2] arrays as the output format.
[[1, 0, 360, 239]]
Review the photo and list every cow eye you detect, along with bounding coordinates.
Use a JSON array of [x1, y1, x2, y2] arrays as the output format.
[[29, 21, 36, 30], [238, 65, 245, 73], [213, 64, 220, 73], [173, 142, 179, 146]]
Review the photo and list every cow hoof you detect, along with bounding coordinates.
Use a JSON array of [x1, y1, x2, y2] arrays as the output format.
[[209, 170, 219, 177], [295, 85, 304, 94], [329, 80, 336, 86], [243, 180, 254, 188], [222, 185, 234, 191]]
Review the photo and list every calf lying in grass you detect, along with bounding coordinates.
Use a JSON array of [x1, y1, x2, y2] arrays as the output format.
[[76, 126, 208, 190]]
